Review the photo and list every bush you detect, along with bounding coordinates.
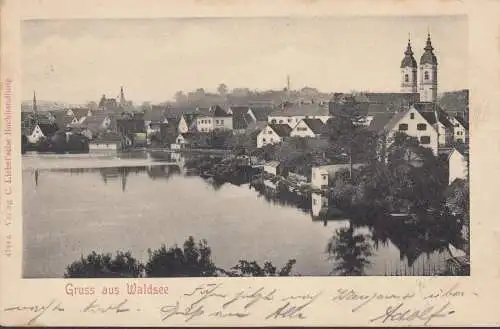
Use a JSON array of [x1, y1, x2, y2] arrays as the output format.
[[64, 251, 140, 278]]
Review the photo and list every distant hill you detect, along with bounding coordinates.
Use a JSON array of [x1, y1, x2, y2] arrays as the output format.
[[438, 89, 469, 115]]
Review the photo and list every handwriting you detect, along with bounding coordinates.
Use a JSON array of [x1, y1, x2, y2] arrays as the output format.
[[369, 301, 454, 325], [160, 301, 205, 322], [265, 292, 321, 320], [332, 288, 415, 312], [81, 299, 130, 313], [424, 283, 465, 299], [222, 287, 277, 309], [3, 300, 64, 325]]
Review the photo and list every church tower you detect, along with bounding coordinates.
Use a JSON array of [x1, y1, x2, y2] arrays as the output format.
[[419, 33, 438, 102], [400, 37, 418, 93]]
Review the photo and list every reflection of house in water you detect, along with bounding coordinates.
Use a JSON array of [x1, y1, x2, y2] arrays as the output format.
[[311, 192, 328, 217], [99, 167, 131, 191], [34, 169, 39, 186], [146, 165, 181, 180]]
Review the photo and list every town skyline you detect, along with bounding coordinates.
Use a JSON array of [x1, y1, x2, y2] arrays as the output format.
[[23, 16, 467, 104]]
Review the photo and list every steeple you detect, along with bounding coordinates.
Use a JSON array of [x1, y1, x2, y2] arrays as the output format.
[[119, 86, 126, 107], [32, 91, 38, 113], [400, 36, 417, 68], [420, 32, 438, 65], [400, 35, 418, 93], [419, 31, 438, 102]]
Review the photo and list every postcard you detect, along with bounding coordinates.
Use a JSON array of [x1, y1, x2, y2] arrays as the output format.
[[1, 0, 500, 326]]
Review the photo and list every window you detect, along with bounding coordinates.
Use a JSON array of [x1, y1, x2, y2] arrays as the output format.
[[270, 138, 274, 143], [268, 130, 273, 134], [262, 138, 266, 142], [424, 71, 430, 80], [313, 199, 317, 205], [271, 119, 277, 124], [322, 175, 327, 181], [410, 113, 415, 119], [216, 120, 219, 124], [220, 120, 224, 124], [404, 74, 409, 82], [398, 123, 408, 131], [417, 123, 427, 131], [288, 119, 292, 123], [457, 138, 463, 143], [420, 136, 431, 144], [279, 120, 284, 124]]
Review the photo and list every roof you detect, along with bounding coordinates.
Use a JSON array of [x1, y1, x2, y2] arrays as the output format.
[[180, 113, 199, 127], [413, 102, 454, 128], [367, 112, 401, 133], [34, 122, 59, 136], [143, 107, 167, 122], [400, 42, 418, 68], [454, 115, 469, 130], [300, 118, 328, 135], [264, 161, 280, 167], [81, 114, 109, 130], [268, 123, 292, 137], [68, 108, 90, 119], [420, 34, 438, 65], [270, 103, 329, 117], [54, 115, 76, 130], [250, 107, 274, 121], [196, 105, 231, 117], [438, 89, 469, 114]]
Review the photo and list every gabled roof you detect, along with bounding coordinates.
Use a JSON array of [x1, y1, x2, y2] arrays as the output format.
[[228, 106, 250, 116], [196, 105, 231, 117], [454, 115, 468, 130], [68, 108, 90, 119], [81, 114, 109, 131], [267, 123, 292, 137], [33, 122, 59, 136], [250, 107, 274, 121], [413, 102, 454, 128], [180, 113, 199, 126], [143, 107, 167, 122], [233, 112, 254, 130], [300, 118, 328, 135], [54, 115, 77, 130], [367, 112, 401, 133]]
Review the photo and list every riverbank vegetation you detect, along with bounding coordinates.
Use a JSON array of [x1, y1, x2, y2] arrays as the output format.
[[64, 236, 296, 278]]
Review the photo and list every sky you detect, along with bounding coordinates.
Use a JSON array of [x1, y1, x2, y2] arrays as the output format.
[[22, 16, 468, 104]]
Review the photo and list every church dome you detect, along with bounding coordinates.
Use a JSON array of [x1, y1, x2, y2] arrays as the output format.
[[420, 33, 438, 65], [400, 40, 417, 68]]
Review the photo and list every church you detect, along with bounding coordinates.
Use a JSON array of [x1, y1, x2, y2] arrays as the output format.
[[400, 33, 438, 103]]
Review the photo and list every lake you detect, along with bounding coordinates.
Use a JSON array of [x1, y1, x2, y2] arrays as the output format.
[[22, 151, 458, 278]]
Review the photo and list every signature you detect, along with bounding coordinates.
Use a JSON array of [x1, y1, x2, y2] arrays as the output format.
[[265, 292, 322, 320], [3, 300, 64, 325], [369, 301, 455, 325]]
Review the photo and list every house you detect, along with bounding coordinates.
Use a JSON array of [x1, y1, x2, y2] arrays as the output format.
[[174, 132, 198, 149], [80, 113, 113, 135], [228, 106, 255, 133], [65, 108, 92, 122], [448, 115, 468, 143], [89, 135, 122, 151], [53, 113, 79, 130], [27, 121, 59, 144], [143, 107, 170, 126], [195, 105, 233, 132], [290, 118, 328, 138], [256, 123, 292, 148], [368, 105, 439, 156], [413, 103, 454, 147], [311, 163, 365, 189], [263, 161, 281, 176], [311, 192, 329, 217], [268, 103, 331, 128], [116, 118, 145, 137], [247, 107, 273, 122], [178, 113, 198, 133], [439, 148, 468, 184]]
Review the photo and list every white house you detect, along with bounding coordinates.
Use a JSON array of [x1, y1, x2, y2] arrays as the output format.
[[311, 163, 365, 189], [448, 115, 468, 143], [27, 122, 58, 144], [290, 118, 328, 138], [263, 161, 281, 176], [174, 132, 197, 148], [440, 148, 468, 184], [66, 108, 92, 123], [369, 105, 440, 156], [268, 103, 331, 128], [256, 123, 292, 148], [196, 105, 233, 132]]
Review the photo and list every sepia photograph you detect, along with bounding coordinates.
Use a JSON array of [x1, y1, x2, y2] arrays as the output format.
[[21, 15, 470, 280]]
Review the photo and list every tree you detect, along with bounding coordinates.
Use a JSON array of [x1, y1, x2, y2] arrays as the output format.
[[326, 117, 378, 178], [326, 225, 373, 276], [145, 236, 217, 277], [64, 251, 140, 278], [217, 83, 228, 96], [230, 259, 296, 277], [174, 91, 187, 103], [140, 101, 152, 112]]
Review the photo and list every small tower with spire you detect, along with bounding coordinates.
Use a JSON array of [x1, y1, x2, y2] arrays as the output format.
[[400, 35, 418, 93], [419, 32, 438, 102], [119, 86, 126, 108], [32, 91, 38, 113]]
